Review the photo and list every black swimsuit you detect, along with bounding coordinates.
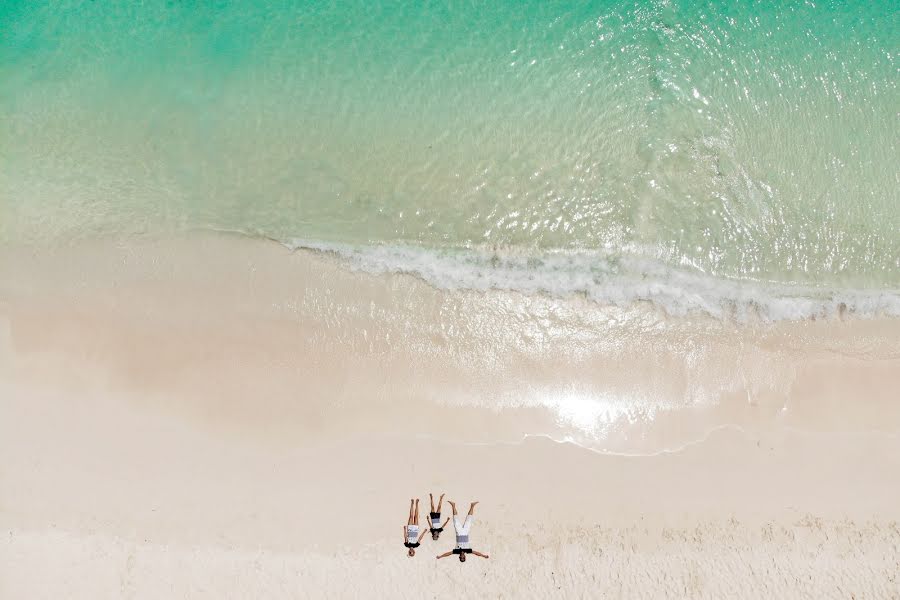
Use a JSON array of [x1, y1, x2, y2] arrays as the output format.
[[429, 512, 442, 533], [452, 548, 473, 554], [404, 542, 420, 548]]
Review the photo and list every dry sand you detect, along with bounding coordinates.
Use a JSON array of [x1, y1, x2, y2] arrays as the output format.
[[1, 234, 899, 598]]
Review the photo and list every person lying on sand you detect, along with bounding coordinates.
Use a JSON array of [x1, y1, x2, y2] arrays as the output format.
[[404, 498, 428, 557], [436, 501, 489, 562], [428, 492, 450, 540]]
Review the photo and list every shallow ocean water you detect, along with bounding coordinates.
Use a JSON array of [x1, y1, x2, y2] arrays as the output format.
[[2, 0, 898, 316]]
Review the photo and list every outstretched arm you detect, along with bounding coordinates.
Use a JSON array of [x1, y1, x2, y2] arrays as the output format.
[[417, 529, 428, 543], [436, 551, 453, 560], [472, 550, 490, 559], [441, 517, 450, 529]]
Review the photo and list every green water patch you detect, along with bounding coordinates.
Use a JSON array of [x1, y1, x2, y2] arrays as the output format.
[[2, 1, 898, 288]]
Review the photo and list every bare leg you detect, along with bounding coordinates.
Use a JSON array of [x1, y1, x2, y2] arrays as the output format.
[[448, 500, 457, 516], [414, 499, 420, 525], [437, 493, 445, 513], [408, 499, 415, 526], [429, 493, 435, 513], [468, 501, 479, 516]]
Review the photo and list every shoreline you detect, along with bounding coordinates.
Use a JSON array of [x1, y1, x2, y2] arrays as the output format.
[[2, 232, 900, 597], [275, 233, 900, 323], [2, 232, 898, 453]]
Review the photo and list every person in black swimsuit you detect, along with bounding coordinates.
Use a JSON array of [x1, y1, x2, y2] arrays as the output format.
[[403, 498, 427, 557], [428, 492, 450, 540]]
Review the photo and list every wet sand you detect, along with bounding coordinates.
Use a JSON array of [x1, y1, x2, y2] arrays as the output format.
[[2, 233, 899, 598]]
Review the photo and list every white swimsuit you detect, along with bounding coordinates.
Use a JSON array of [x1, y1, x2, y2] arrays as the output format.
[[406, 525, 419, 544], [453, 515, 473, 549]]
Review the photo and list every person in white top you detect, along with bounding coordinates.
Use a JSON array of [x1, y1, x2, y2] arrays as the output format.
[[436, 500, 490, 562], [403, 498, 427, 557]]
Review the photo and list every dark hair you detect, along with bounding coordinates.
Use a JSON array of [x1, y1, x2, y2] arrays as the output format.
[[408, 548, 415, 557], [431, 531, 440, 540], [459, 553, 466, 562]]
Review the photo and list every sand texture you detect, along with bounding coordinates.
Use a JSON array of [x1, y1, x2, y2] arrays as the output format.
[[2, 234, 899, 598]]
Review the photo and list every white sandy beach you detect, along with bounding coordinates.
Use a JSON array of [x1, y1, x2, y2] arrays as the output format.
[[2, 234, 899, 598]]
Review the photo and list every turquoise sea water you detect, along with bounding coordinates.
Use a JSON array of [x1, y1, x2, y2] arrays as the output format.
[[2, 1, 898, 317]]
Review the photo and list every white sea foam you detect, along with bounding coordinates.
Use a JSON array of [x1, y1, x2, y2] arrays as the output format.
[[281, 238, 900, 323]]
